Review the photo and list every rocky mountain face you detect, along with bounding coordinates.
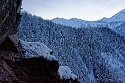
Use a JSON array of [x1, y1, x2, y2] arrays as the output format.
[[18, 12, 125, 83], [0, 0, 22, 82], [0, 0, 21, 45], [0, 0, 79, 83]]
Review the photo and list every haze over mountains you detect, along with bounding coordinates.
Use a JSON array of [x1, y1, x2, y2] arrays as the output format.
[[18, 10, 125, 83]]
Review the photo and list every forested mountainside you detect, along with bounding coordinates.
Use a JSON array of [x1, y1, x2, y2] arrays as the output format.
[[18, 11, 125, 83]]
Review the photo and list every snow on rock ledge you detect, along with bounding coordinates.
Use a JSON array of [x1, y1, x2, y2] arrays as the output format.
[[20, 40, 57, 61], [58, 66, 77, 80]]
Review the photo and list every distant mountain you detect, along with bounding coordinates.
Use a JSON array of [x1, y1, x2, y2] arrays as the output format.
[[52, 9, 125, 37], [51, 17, 88, 28], [18, 12, 125, 83], [100, 9, 125, 22], [52, 9, 125, 27], [52, 17, 125, 29], [52, 9, 125, 24], [99, 17, 108, 22], [52, 17, 108, 28]]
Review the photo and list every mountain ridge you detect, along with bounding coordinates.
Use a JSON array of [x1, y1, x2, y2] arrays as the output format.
[[51, 9, 125, 37], [52, 9, 125, 22]]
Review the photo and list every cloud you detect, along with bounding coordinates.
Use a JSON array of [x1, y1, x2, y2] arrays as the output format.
[[22, 0, 125, 20]]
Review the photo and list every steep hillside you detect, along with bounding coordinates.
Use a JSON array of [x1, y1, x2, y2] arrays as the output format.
[[18, 12, 125, 83]]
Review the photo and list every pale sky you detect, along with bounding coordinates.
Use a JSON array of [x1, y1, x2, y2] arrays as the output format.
[[22, 0, 125, 21]]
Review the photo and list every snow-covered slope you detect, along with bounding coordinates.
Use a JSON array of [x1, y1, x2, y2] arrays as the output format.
[[18, 12, 125, 83]]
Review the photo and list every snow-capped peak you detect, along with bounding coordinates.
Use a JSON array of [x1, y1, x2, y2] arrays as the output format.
[[51, 9, 125, 29], [100, 9, 125, 22], [108, 9, 125, 22]]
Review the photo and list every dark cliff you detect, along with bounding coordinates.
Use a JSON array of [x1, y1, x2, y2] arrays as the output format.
[[0, 0, 21, 45], [0, 0, 22, 82]]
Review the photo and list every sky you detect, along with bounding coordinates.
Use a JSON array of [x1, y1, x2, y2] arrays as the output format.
[[22, 0, 125, 21]]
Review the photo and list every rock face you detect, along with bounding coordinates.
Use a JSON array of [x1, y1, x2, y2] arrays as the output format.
[[0, 60, 19, 83], [0, 0, 79, 83], [16, 57, 79, 83], [16, 58, 60, 83], [0, 0, 21, 45], [3, 56, 79, 83], [0, 0, 22, 82]]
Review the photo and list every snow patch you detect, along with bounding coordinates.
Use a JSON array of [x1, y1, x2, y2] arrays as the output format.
[[20, 40, 57, 61], [58, 66, 77, 80]]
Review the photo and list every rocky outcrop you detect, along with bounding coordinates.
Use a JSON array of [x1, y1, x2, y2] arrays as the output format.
[[16, 40, 79, 83], [3, 54, 79, 83], [0, 60, 19, 83], [0, 0, 21, 45]]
